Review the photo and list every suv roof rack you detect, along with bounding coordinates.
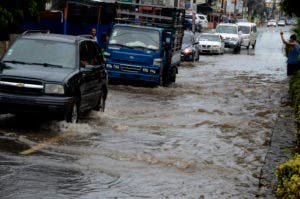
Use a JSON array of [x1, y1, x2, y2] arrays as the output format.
[[22, 30, 50, 35]]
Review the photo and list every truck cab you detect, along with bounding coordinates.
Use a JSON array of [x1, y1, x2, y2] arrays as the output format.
[[104, 3, 185, 86]]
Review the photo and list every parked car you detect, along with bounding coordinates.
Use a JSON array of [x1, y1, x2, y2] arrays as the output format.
[[0, 31, 108, 123], [196, 33, 224, 55], [237, 22, 257, 49], [277, 19, 286, 26], [215, 23, 242, 53], [196, 13, 208, 29], [185, 13, 202, 32], [267, 19, 277, 27], [181, 31, 200, 61]]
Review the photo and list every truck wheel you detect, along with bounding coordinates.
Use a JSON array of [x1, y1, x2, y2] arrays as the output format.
[[65, 101, 78, 123], [169, 67, 177, 83], [252, 41, 256, 49], [246, 42, 250, 49]]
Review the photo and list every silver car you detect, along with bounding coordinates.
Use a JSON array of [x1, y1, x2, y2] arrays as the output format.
[[197, 33, 224, 55]]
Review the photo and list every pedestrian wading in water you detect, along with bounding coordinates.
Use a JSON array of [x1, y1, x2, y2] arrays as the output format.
[[280, 32, 300, 76]]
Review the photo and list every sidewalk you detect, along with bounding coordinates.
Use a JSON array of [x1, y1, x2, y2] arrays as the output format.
[[257, 88, 297, 198]]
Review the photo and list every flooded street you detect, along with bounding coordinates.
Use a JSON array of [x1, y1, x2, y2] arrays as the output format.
[[0, 27, 290, 198]]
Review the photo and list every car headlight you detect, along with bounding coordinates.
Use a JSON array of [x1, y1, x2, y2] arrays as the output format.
[[149, 69, 156, 74], [183, 48, 192, 54], [142, 68, 149, 73], [106, 64, 112, 68], [45, 84, 64, 94], [113, 64, 120, 69], [153, 58, 162, 67]]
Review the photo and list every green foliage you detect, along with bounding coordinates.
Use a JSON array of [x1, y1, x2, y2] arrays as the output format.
[[280, 0, 300, 17], [292, 18, 300, 41], [275, 154, 300, 198], [0, 0, 48, 40]]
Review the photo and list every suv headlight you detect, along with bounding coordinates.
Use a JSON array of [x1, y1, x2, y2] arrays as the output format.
[[153, 58, 162, 67], [45, 84, 65, 94]]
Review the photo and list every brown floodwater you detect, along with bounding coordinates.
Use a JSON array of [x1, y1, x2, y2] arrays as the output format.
[[0, 26, 290, 198]]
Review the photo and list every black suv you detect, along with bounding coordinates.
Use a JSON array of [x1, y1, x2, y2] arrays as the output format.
[[0, 31, 108, 123]]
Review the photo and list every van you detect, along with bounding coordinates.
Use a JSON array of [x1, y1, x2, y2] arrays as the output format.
[[215, 23, 242, 53], [237, 22, 257, 49]]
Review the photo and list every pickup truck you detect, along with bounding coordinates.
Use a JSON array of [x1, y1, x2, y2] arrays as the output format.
[[105, 2, 185, 86]]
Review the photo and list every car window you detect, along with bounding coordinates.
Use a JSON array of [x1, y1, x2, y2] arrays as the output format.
[[80, 42, 90, 67], [86, 41, 102, 65], [2, 38, 76, 68], [198, 35, 220, 42]]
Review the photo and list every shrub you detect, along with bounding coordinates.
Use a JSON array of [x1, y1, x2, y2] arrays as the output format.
[[275, 154, 300, 198]]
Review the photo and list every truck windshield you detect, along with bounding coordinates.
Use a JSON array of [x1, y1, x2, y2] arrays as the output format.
[[2, 38, 76, 68], [109, 26, 160, 51]]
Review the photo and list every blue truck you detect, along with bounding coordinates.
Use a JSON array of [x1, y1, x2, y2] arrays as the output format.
[[20, 0, 116, 49], [105, 2, 185, 86]]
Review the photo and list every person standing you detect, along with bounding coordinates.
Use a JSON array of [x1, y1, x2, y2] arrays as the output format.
[[91, 28, 97, 42], [280, 32, 300, 76]]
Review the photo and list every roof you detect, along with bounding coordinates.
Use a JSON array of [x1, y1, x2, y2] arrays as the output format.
[[20, 32, 92, 43], [113, 24, 163, 32]]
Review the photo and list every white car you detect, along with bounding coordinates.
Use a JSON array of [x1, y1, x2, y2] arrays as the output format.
[[186, 13, 208, 29], [237, 22, 257, 49], [197, 33, 224, 54], [215, 23, 242, 53], [267, 19, 277, 27], [277, 19, 286, 26], [196, 14, 208, 28]]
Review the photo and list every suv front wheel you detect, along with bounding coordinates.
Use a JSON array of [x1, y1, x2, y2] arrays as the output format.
[[65, 100, 79, 123]]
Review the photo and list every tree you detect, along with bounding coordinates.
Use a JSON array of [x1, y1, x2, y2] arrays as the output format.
[[0, 0, 48, 40], [280, 0, 300, 17]]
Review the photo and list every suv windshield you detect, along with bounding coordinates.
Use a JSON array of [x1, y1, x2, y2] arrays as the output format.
[[216, 25, 237, 34], [109, 26, 160, 51], [2, 38, 76, 68], [238, 26, 250, 34]]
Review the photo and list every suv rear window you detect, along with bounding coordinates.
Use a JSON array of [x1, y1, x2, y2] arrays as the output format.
[[238, 26, 250, 34], [2, 38, 76, 68], [216, 25, 237, 34]]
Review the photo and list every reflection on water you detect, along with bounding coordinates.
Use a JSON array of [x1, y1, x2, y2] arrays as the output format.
[[0, 27, 289, 198]]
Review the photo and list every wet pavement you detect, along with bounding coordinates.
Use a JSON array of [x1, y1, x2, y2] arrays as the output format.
[[0, 26, 296, 198]]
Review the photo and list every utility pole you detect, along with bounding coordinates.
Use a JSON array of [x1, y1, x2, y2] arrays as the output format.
[[221, 0, 224, 14], [234, 0, 237, 15]]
